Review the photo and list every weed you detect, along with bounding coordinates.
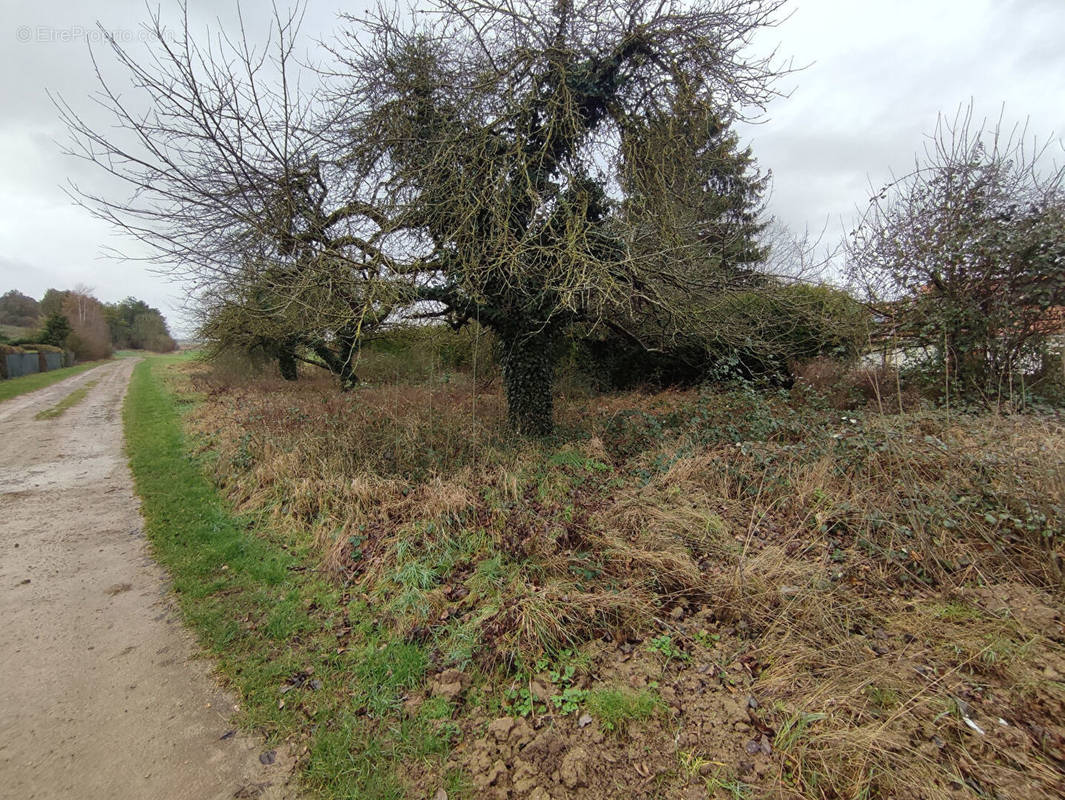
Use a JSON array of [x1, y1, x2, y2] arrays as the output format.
[[584, 687, 662, 733], [647, 634, 691, 664], [774, 710, 827, 753], [705, 772, 753, 799], [693, 629, 721, 648], [550, 685, 589, 714], [418, 695, 454, 720], [162, 354, 1065, 799], [503, 685, 542, 718], [678, 749, 714, 777], [124, 358, 451, 800]]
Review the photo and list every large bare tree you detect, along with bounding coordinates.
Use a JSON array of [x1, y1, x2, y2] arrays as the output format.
[[59, 0, 790, 433]]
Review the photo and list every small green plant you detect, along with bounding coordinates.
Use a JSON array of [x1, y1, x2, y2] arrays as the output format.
[[693, 629, 721, 648], [679, 749, 714, 777], [705, 773, 753, 799], [443, 768, 475, 800], [469, 554, 511, 594], [930, 601, 983, 622], [538, 652, 578, 686], [864, 685, 900, 713], [503, 685, 544, 718], [548, 448, 610, 472], [551, 685, 589, 715], [232, 431, 255, 470], [647, 634, 691, 664], [774, 710, 828, 752], [418, 695, 454, 720]]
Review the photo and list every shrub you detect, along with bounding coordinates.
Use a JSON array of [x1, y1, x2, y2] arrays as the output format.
[[361, 323, 497, 384], [573, 284, 870, 389]]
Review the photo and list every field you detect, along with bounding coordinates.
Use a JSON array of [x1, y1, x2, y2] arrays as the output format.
[[129, 354, 1065, 800]]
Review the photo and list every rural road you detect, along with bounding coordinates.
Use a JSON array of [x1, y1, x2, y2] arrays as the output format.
[[0, 360, 297, 799]]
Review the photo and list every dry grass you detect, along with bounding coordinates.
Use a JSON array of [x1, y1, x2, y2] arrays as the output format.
[[176, 356, 1065, 799]]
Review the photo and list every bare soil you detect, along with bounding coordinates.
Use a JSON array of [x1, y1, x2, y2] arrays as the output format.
[[0, 360, 298, 800]]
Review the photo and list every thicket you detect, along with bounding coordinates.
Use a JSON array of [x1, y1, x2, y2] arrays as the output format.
[[0, 287, 177, 359]]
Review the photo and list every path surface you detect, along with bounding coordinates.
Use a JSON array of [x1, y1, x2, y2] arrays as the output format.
[[0, 360, 297, 800]]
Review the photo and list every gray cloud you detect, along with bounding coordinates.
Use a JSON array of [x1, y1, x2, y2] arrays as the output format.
[[1, 0, 1063, 334]]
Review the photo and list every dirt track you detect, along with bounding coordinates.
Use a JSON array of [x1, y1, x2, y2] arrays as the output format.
[[0, 360, 296, 800]]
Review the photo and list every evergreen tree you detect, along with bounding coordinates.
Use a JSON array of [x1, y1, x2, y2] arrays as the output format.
[[39, 313, 73, 348]]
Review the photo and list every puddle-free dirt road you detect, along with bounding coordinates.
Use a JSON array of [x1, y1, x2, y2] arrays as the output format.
[[0, 360, 297, 799]]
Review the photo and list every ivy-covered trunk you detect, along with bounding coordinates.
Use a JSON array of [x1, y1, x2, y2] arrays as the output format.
[[277, 347, 299, 381], [499, 330, 557, 436], [311, 341, 360, 392]]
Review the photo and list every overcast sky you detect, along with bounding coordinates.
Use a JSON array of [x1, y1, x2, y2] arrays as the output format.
[[1, 0, 1063, 335]]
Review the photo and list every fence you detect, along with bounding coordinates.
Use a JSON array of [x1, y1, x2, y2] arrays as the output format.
[[0, 346, 75, 379], [4, 352, 40, 378]]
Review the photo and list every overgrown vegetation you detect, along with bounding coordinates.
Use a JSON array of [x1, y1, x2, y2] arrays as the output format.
[[148, 346, 1065, 799], [125, 357, 471, 800], [61, 0, 815, 434], [849, 105, 1065, 407], [65, 0, 1065, 797]]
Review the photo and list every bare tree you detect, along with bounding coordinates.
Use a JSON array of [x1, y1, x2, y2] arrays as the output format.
[[59, 0, 792, 433], [848, 105, 1065, 404], [56, 3, 387, 388]]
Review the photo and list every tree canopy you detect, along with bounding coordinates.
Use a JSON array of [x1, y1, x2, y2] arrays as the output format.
[[0, 290, 40, 329]]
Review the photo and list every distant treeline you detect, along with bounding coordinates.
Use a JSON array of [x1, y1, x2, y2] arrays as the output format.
[[0, 288, 177, 360]]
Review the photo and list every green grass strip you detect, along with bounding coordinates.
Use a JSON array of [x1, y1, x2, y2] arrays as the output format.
[[0, 360, 109, 402], [123, 357, 444, 800], [123, 356, 291, 613], [35, 380, 100, 419]]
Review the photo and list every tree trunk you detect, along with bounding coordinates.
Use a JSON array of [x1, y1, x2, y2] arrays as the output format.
[[499, 331, 556, 436], [277, 348, 299, 381], [337, 363, 359, 391], [311, 342, 359, 391]]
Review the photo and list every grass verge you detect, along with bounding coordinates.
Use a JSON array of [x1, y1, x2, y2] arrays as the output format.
[[0, 360, 109, 402], [35, 379, 99, 419], [123, 356, 457, 800]]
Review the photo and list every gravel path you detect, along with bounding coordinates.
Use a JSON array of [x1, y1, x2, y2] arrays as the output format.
[[0, 359, 297, 800]]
